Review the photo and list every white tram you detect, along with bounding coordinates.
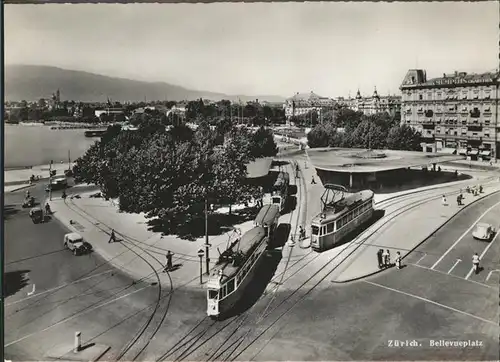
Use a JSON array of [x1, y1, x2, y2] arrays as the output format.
[[310, 189, 375, 252], [263, 171, 289, 212], [206, 204, 280, 318]]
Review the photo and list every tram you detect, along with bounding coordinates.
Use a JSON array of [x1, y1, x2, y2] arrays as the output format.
[[206, 204, 280, 318], [310, 185, 374, 252], [263, 171, 289, 212]]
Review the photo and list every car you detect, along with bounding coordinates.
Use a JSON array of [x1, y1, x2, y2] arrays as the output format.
[[472, 223, 495, 241], [63, 232, 91, 255], [29, 207, 44, 224]]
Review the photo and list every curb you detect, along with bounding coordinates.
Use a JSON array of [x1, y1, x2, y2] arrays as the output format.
[[5, 184, 34, 193], [332, 188, 500, 284]]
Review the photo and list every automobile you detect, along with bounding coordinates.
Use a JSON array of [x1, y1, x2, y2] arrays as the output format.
[[63, 232, 92, 255], [472, 223, 495, 241], [29, 207, 44, 224]]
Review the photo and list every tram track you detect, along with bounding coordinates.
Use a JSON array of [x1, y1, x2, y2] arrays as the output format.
[[198, 184, 487, 362], [61, 169, 498, 361], [64, 199, 174, 361]]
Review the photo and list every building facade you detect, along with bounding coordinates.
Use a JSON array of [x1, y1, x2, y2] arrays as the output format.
[[338, 89, 401, 116], [283, 91, 335, 120], [400, 69, 499, 160]]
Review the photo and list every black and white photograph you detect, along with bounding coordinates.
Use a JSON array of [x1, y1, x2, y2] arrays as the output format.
[[3, 1, 499, 361]]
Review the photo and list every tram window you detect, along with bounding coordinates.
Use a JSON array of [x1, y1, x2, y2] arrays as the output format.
[[312, 226, 319, 235], [327, 223, 334, 233], [209, 290, 218, 299], [227, 279, 235, 294]]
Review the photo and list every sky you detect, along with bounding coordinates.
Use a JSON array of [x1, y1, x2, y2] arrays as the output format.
[[5, 2, 499, 98]]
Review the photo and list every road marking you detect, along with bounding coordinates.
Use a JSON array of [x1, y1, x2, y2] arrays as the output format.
[[364, 280, 497, 326], [430, 200, 500, 270], [415, 253, 427, 265], [408, 263, 495, 289], [27, 284, 35, 296], [447, 259, 461, 274], [465, 229, 500, 280], [5, 285, 150, 347], [486, 270, 500, 282], [5, 270, 114, 306]]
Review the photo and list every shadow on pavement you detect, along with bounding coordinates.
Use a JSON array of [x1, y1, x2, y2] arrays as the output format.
[[268, 223, 292, 249], [217, 250, 282, 321], [147, 206, 259, 241], [3, 205, 20, 220], [4, 270, 30, 298], [281, 195, 297, 216], [288, 184, 298, 196], [272, 160, 289, 168]]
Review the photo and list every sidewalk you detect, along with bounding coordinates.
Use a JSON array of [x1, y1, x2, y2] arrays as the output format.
[[4, 162, 75, 186], [330, 181, 500, 283]]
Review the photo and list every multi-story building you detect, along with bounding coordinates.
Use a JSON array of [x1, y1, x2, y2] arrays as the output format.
[[283, 91, 335, 121], [338, 88, 401, 117], [400, 69, 499, 160]]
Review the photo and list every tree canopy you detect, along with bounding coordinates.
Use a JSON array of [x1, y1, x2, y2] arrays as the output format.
[[73, 121, 278, 238]]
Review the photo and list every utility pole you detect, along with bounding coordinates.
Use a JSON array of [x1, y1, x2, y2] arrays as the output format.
[[204, 197, 210, 275], [49, 160, 53, 201]]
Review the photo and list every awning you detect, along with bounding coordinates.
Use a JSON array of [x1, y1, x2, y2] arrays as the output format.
[[469, 150, 479, 156], [437, 148, 457, 155], [480, 150, 491, 156], [458, 149, 467, 155]]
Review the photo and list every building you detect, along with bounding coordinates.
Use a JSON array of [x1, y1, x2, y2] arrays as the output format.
[[338, 89, 401, 116], [400, 69, 499, 160], [283, 91, 335, 122]]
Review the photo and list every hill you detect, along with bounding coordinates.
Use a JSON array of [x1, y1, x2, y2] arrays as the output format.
[[4, 65, 285, 103]]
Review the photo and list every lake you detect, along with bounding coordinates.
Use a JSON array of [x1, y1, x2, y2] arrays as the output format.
[[4, 124, 97, 168]]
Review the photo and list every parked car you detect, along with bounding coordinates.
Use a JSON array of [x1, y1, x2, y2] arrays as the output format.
[[63, 232, 92, 255], [472, 223, 495, 241], [29, 207, 44, 224]]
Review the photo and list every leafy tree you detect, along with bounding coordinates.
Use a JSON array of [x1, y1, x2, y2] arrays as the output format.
[[307, 124, 332, 148], [386, 124, 422, 151], [350, 119, 387, 149], [335, 108, 363, 130], [250, 126, 277, 158]]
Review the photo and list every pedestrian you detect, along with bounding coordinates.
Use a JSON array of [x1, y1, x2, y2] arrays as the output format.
[[26, 190, 30, 198], [377, 249, 383, 269], [441, 195, 447, 206], [395, 251, 402, 269], [311, 176, 316, 185], [438, 166, 441, 172], [108, 229, 116, 243], [164, 250, 173, 272], [299, 226, 306, 240], [382, 249, 389, 268], [384, 249, 391, 267], [472, 253, 480, 274]]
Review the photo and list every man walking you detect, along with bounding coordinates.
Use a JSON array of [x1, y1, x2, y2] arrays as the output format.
[[377, 249, 383, 269], [164, 250, 173, 272], [382, 249, 389, 268], [311, 176, 316, 185], [108, 229, 116, 243], [395, 251, 402, 269], [472, 253, 480, 274]]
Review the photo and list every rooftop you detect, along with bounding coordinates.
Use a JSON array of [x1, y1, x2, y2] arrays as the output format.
[[307, 148, 464, 173]]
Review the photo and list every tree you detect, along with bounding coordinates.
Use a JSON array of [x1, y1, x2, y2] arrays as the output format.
[[335, 108, 363, 130], [250, 126, 277, 158], [350, 119, 387, 149], [307, 124, 332, 148], [386, 124, 422, 151]]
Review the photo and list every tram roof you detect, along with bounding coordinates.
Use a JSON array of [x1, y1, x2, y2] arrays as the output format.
[[312, 190, 374, 224], [307, 148, 464, 173], [255, 204, 280, 227], [210, 226, 266, 283]]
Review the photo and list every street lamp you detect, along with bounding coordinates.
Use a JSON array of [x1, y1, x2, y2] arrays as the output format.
[[204, 198, 212, 275], [49, 160, 53, 201], [198, 248, 205, 284]]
